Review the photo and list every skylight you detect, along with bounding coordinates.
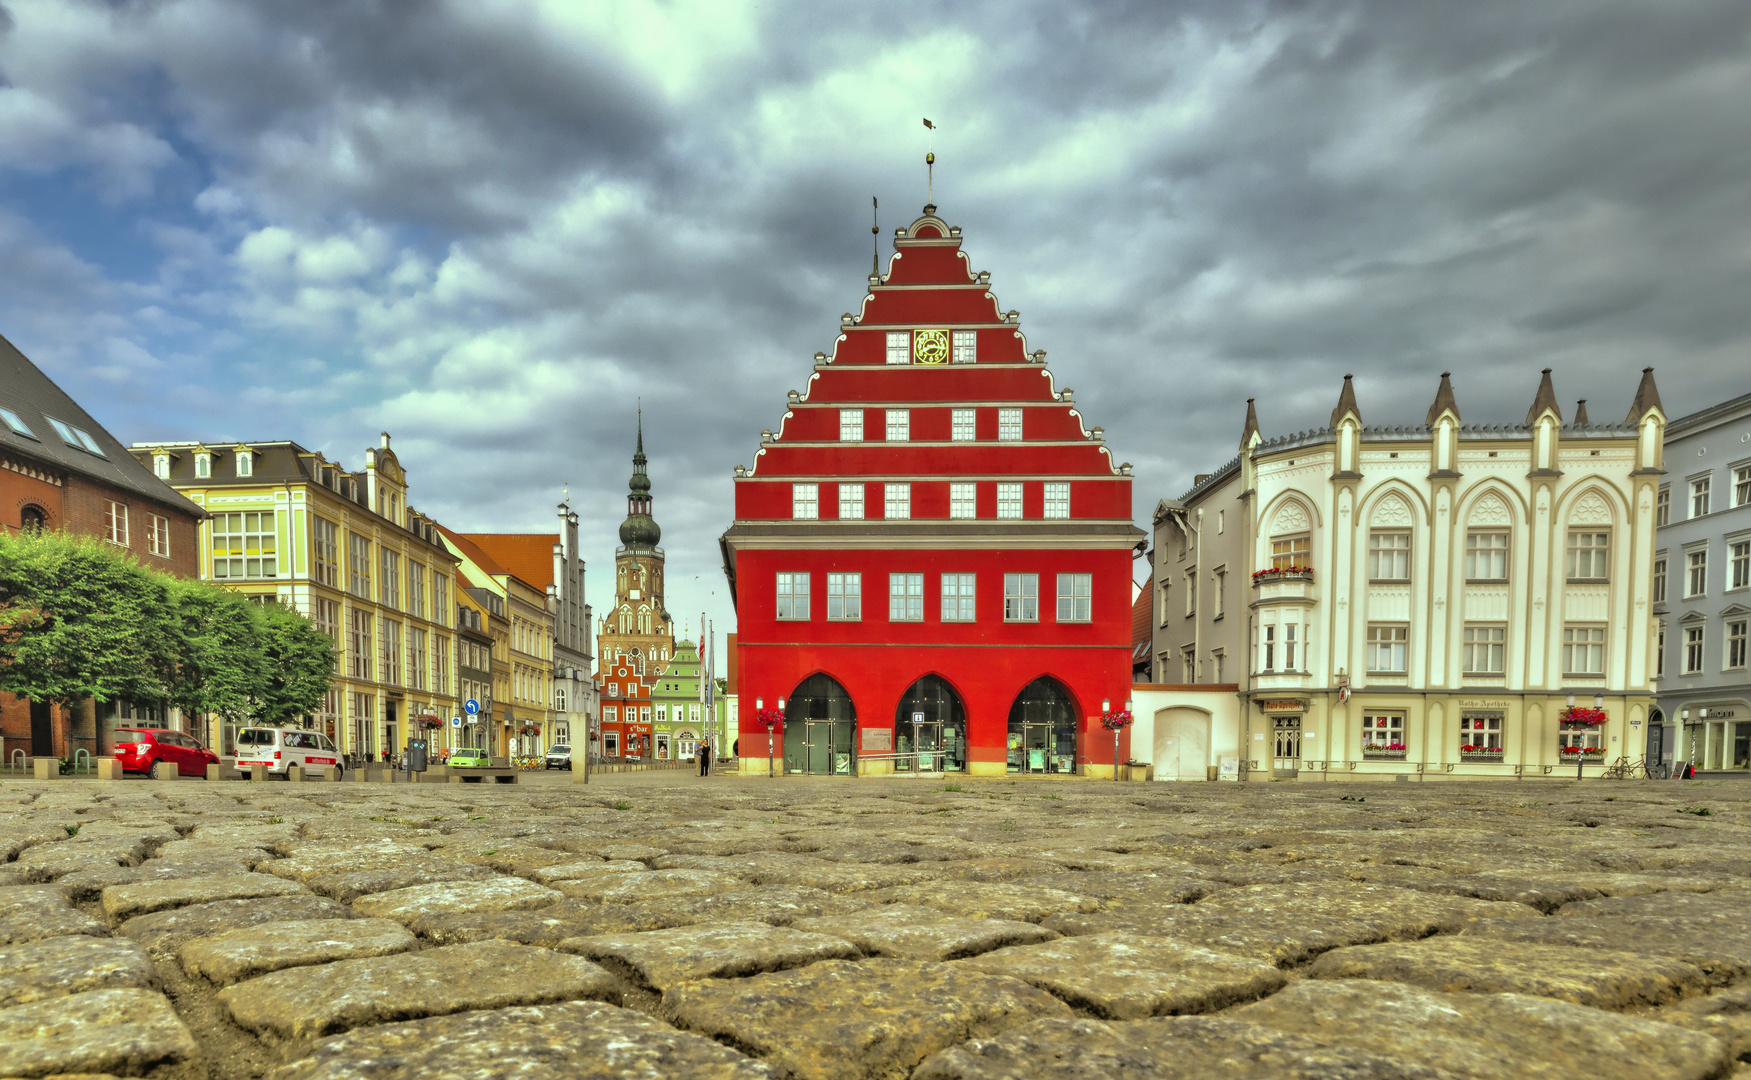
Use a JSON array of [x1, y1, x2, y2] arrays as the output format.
[[0, 408, 37, 440], [45, 416, 106, 457]]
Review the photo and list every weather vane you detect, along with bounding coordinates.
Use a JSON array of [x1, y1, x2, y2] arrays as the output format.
[[923, 117, 936, 206], [871, 197, 880, 275]]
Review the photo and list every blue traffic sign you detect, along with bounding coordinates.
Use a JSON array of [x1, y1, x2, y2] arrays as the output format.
[[451, 716, 463, 727], [464, 699, 480, 715]]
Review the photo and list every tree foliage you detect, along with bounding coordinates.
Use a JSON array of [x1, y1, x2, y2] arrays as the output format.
[[0, 530, 336, 722]]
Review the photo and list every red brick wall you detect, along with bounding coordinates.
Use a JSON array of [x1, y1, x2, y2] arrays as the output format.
[[62, 475, 200, 578], [1, 457, 65, 534]]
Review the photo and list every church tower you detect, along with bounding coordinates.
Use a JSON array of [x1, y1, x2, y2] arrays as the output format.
[[598, 411, 675, 676]]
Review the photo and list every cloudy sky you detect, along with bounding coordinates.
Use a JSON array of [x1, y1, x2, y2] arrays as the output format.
[[3, 0, 1748, 644]]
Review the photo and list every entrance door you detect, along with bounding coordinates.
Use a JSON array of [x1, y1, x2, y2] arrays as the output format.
[[1007, 677, 1078, 774], [29, 699, 53, 757], [782, 673, 857, 775], [1154, 708, 1211, 780], [1272, 716, 1302, 776], [894, 676, 966, 772]]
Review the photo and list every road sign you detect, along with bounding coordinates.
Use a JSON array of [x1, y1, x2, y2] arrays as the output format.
[[912, 712, 924, 725], [451, 716, 463, 727], [464, 699, 480, 715]]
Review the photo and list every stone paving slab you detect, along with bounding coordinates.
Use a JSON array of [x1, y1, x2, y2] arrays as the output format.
[[528, 859, 651, 883], [180, 917, 418, 985], [304, 862, 498, 903], [958, 932, 1284, 1018], [866, 882, 1102, 923], [0, 988, 197, 1079], [0, 935, 157, 1009], [563, 922, 860, 990], [550, 869, 751, 903], [1306, 937, 1709, 1009], [100, 873, 309, 921], [0, 885, 106, 945], [15, 841, 143, 882], [912, 1015, 1458, 1080], [1657, 984, 1751, 1061], [265, 1000, 776, 1080], [261, 843, 443, 883], [1013, 871, 1219, 906], [409, 901, 691, 945], [658, 958, 1072, 1080], [118, 895, 356, 960], [1461, 911, 1751, 986], [793, 905, 1058, 961], [349, 877, 560, 923], [1231, 979, 1732, 1080], [637, 884, 875, 927], [216, 940, 620, 1041]]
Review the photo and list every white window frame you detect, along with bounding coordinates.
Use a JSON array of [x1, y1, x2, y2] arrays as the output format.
[[1656, 485, 1670, 526], [1684, 624, 1705, 674], [1262, 625, 1275, 671], [1365, 624, 1408, 674], [1691, 475, 1712, 518], [1736, 465, 1751, 508], [1464, 531, 1508, 581], [949, 482, 977, 519], [148, 513, 170, 558], [889, 573, 924, 622], [1730, 539, 1749, 591], [1043, 482, 1070, 519], [941, 573, 976, 622], [211, 511, 278, 579], [1270, 535, 1310, 570], [1462, 624, 1505, 675], [1003, 573, 1039, 622], [884, 482, 910, 520], [1686, 548, 1708, 598], [776, 572, 810, 621], [996, 482, 1023, 520], [1460, 713, 1504, 752], [1055, 573, 1091, 622], [1728, 619, 1748, 670], [1653, 555, 1668, 603], [236, 449, 253, 477], [951, 408, 976, 441], [952, 330, 976, 363], [1361, 712, 1405, 752], [885, 331, 910, 365], [827, 572, 861, 621], [1367, 531, 1410, 581], [885, 408, 910, 442], [997, 408, 1023, 441], [1562, 624, 1607, 676], [1566, 531, 1610, 581], [104, 500, 129, 547], [792, 483, 819, 520], [838, 482, 865, 520], [195, 452, 211, 479], [840, 409, 863, 442]]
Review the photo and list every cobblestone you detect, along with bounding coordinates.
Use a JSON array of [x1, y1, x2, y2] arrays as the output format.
[[0, 777, 1746, 1079]]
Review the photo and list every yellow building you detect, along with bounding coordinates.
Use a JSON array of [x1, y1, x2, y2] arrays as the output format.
[[129, 433, 461, 761], [453, 575, 501, 754], [439, 527, 555, 757]]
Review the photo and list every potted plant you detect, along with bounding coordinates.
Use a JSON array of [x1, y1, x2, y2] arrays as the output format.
[[1252, 565, 1314, 586], [1559, 706, 1607, 730], [1100, 710, 1133, 782], [1459, 742, 1503, 760], [1363, 741, 1407, 760]]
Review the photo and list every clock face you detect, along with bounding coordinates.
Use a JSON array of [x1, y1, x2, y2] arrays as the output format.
[[912, 329, 950, 365]]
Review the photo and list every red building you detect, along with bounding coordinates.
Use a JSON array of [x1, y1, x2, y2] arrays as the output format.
[[720, 205, 1144, 776]]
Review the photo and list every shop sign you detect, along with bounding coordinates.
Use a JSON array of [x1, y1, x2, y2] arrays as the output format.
[[1459, 700, 1512, 708], [1262, 700, 1307, 713], [861, 729, 892, 753]]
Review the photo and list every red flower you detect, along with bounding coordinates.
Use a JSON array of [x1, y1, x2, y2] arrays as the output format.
[[1100, 711, 1133, 732]]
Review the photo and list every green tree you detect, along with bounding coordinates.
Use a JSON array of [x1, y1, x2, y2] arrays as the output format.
[[0, 532, 174, 708], [251, 598, 339, 725], [163, 578, 264, 723]]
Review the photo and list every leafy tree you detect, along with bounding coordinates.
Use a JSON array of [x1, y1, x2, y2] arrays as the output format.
[[163, 578, 264, 723], [251, 599, 339, 726], [0, 532, 174, 708]]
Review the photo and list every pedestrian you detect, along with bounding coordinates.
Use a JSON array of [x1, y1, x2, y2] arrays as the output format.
[[698, 741, 712, 777], [732, 738, 740, 759]]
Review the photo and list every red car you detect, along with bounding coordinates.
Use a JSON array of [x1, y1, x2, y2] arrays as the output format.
[[113, 728, 219, 777]]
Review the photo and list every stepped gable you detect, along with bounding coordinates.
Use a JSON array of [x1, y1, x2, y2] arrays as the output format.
[[736, 207, 1130, 507]]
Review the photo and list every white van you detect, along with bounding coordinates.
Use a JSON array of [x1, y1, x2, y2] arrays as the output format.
[[233, 727, 344, 778]]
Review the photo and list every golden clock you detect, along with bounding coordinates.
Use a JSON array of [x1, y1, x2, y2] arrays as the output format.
[[913, 329, 950, 365]]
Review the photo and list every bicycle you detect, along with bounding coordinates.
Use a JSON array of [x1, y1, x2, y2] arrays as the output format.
[[1601, 756, 1650, 780]]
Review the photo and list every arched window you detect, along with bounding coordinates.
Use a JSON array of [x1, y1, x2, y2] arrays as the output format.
[[19, 505, 47, 533], [1007, 676, 1079, 774], [782, 673, 857, 776], [894, 675, 966, 772]]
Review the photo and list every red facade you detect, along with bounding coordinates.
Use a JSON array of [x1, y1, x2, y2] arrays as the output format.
[[721, 207, 1143, 776]]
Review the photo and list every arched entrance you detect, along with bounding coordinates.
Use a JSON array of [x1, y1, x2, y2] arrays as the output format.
[[1647, 708, 1666, 772], [1154, 707, 1211, 781], [894, 675, 966, 772], [782, 673, 856, 775], [1007, 677, 1078, 774]]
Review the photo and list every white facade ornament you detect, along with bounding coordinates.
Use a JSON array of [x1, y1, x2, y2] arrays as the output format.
[[1571, 491, 1613, 524], [1272, 500, 1310, 534], [1469, 493, 1510, 525], [1371, 494, 1411, 526]]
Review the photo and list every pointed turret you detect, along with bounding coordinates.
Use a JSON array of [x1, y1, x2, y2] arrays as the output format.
[[618, 409, 662, 548], [1573, 399, 1590, 427], [1425, 372, 1460, 425], [1625, 367, 1664, 424], [1525, 368, 1562, 425], [1330, 374, 1362, 428], [1240, 398, 1261, 450]]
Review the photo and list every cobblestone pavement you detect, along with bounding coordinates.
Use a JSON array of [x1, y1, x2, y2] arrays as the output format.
[[2, 774, 1750, 1079]]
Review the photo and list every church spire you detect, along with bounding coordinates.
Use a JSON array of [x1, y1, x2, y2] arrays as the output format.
[[619, 409, 661, 549]]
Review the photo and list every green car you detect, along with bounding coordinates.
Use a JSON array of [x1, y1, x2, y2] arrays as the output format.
[[448, 749, 490, 768]]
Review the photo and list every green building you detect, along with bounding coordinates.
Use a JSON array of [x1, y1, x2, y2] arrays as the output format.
[[651, 637, 706, 761]]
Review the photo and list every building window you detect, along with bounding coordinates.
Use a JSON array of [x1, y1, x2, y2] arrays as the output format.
[[1282, 623, 1298, 670], [313, 518, 340, 587], [47, 417, 104, 455], [408, 563, 426, 619], [409, 627, 428, 690], [211, 511, 277, 578], [1656, 485, 1670, 526], [432, 574, 448, 620], [1362, 713, 1405, 752], [1731, 540, 1749, 590], [1270, 535, 1310, 570], [195, 452, 211, 479], [1653, 556, 1668, 603], [792, 483, 819, 520], [950, 482, 977, 519], [1158, 579, 1170, 627], [348, 534, 372, 599], [840, 409, 863, 442], [885, 482, 911, 520], [952, 329, 976, 363], [889, 573, 924, 622], [1368, 531, 1410, 581], [1365, 624, 1408, 673], [1566, 532, 1610, 581], [1043, 482, 1070, 519], [348, 609, 373, 680], [1559, 726, 1601, 756], [1211, 650, 1224, 682], [1562, 625, 1607, 675], [380, 549, 401, 609], [1684, 625, 1705, 673], [886, 331, 910, 365], [380, 619, 402, 685], [827, 572, 861, 621], [1686, 548, 1708, 597], [1460, 714, 1503, 752], [1691, 476, 1711, 518], [776, 572, 810, 620], [998, 408, 1023, 441], [1184, 567, 1196, 616], [1181, 645, 1196, 683], [997, 482, 1023, 519], [1056, 573, 1091, 622], [311, 597, 339, 646], [885, 409, 910, 442], [1004, 573, 1039, 622], [1736, 465, 1751, 508], [942, 573, 976, 622], [554, 685, 566, 711], [1462, 625, 1505, 674], [951, 408, 976, 441], [1464, 532, 1507, 581], [434, 634, 448, 693], [0, 407, 36, 439], [236, 449, 253, 477], [148, 513, 170, 558], [604, 731, 618, 755], [1213, 567, 1226, 612], [838, 482, 864, 520], [152, 454, 170, 479], [1728, 619, 1747, 670], [1262, 625, 1275, 671], [1656, 624, 1665, 678], [103, 500, 129, 546]]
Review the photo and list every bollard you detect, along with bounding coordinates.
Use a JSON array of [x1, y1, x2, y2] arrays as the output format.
[[349, 765, 370, 782], [324, 765, 342, 782], [152, 760, 178, 781], [206, 763, 223, 782], [249, 765, 268, 782], [33, 758, 57, 781], [286, 764, 304, 783], [94, 758, 124, 781]]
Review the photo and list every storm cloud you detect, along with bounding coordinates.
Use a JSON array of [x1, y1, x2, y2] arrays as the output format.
[[2, 0, 1748, 638]]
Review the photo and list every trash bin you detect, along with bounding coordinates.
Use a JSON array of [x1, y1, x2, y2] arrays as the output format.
[[406, 738, 428, 773]]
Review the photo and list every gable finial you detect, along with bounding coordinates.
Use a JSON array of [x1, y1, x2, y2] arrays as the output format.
[[923, 118, 936, 211], [872, 196, 880, 276]]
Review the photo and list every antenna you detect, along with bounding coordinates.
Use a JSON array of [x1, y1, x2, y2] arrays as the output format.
[[871, 197, 880, 276], [922, 118, 936, 207]]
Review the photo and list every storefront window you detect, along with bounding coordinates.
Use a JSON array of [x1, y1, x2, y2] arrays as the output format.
[[1007, 677, 1077, 774], [894, 675, 966, 772], [783, 673, 857, 776]]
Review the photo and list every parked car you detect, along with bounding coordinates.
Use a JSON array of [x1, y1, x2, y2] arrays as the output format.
[[545, 744, 572, 770], [113, 728, 219, 777], [233, 727, 344, 779], [448, 748, 491, 768]]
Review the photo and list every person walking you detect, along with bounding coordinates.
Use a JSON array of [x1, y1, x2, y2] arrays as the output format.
[[698, 740, 713, 777]]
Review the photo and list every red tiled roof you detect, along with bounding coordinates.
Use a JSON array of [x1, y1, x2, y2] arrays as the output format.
[[462, 533, 557, 590], [1130, 579, 1151, 651], [435, 523, 507, 577]]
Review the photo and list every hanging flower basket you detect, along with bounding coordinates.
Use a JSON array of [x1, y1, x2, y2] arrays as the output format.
[[412, 716, 443, 731], [756, 708, 784, 731], [517, 724, 541, 737], [1560, 707, 1607, 728], [1100, 710, 1133, 733]]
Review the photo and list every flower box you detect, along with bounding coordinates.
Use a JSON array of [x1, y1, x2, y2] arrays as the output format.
[[1559, 747, 1605, 757], [1460, 750, 1504, 761], [1251, 567, 1314, 586], [1363, 748, 1407, 760]]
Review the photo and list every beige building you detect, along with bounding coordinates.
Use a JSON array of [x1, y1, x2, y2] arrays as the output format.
[[439, 527, 556, 757], [1151, 369, 1664, 779], [129, 433, 461, 761]]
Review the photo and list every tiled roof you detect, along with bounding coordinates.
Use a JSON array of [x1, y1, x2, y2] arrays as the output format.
[[462, 533, 557, 590], [1130, 580, 1151, 654], [0, 332, 203, 516], [436, 523, 507, 577]]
